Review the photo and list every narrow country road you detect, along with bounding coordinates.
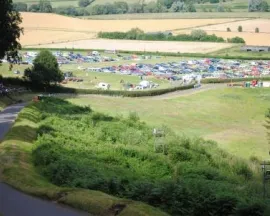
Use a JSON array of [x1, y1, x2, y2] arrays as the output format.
[[0, 103, 89, 216]]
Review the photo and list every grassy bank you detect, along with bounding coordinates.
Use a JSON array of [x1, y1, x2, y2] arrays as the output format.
[[0, 101, 168, 216], [22, 98, 270, 215]]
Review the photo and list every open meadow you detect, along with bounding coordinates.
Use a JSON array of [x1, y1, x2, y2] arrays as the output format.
[[66, 87, 270, 160]]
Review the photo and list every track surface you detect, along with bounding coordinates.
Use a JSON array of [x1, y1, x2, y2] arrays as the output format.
[[0, 103, 89, 216]]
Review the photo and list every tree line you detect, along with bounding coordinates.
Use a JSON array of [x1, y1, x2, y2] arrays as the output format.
[[98, 28, 245, 43]]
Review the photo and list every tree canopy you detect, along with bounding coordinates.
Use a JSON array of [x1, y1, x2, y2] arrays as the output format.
[[24, 50, 64, 85], [0, 0, 23, 62], [13, 2, 28, 12]]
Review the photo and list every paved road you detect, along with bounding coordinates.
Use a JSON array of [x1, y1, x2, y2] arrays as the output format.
[[0, 103, 89, 216]]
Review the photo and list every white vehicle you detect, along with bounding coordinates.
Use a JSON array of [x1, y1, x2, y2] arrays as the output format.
[[96, 82, 110, 90], [92, 51, 100, 56]]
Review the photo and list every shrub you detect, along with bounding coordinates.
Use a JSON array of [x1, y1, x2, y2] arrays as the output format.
[[255, 27, 259, 33], [238, 25, 243, 32], [227, 36, 245, 43]]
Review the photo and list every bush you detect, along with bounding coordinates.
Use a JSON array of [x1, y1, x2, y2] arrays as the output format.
[[227, 36, 245, 44], [210, 0, 219, 3], [227, 27, 231, 32], [238, 25, 243, 32], [255, 27, 259, 33]]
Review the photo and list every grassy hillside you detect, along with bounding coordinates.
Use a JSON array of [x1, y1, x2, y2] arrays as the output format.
[[67, 87, 270, 160], [6, 97, 270, 215]]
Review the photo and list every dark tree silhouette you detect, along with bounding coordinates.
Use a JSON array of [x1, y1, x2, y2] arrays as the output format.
[[0, 0, 23, 62]]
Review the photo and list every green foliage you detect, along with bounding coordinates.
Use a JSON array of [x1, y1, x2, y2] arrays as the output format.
[[210, 0, 219, 3], [39, 0, 52, 13], [78, 0, 91, 7], [216, 4, 225, 12], [31, 98, 266, 216], [255, 27, 260, 33], [238, 25, 243, 32], [144, 2, 167, 13], [158, 0, 175, 9], [13, 2, 28, 12], [24, 50, 64, 86], [227, 36, 245, 44], [259, 1, 269, 11], [0, 0, 23, 62], [29, 0, 52, 13], [99, 28, 225, 43], [190, 29, 207, 40], [54, 6, 89, 16], [249, 0, 268, 11], [89, 2, 129, 15]]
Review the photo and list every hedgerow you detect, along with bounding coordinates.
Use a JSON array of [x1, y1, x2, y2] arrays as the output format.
[[31, 98, 266, 216]]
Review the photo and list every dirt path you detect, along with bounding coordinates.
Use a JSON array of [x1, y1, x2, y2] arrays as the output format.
[[0, 103, 89, 216]]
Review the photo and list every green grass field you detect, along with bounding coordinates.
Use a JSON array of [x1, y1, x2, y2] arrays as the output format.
[[67, 87, 270, 160]]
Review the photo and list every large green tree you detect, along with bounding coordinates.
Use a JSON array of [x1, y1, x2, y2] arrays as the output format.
[[0, 0, 23, 62], [24, 50, 64, 85]]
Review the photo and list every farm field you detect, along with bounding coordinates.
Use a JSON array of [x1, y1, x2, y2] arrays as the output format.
[[67, 87, 270, 160], [21, 13, 240, 34], [20, 12, 245, 51], [29, 39, 236, 53]]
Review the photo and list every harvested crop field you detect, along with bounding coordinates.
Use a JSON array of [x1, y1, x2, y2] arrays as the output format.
[[28, 39, 235, 53], [199, 19, 270, 33], [20, 30, 96, 46], [173, 28, 270, 46], [20, 12, 243, 47]]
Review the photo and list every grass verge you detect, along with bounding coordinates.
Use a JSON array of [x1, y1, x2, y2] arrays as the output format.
[[0, 103, 168, 216]]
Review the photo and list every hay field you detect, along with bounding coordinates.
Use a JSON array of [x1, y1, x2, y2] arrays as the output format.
[[199, 19, 270, 33], [29, 39, 235, 53], [20, 12, 243, 47], [21, 13, 241, 33], [21, 30, 96, 46]]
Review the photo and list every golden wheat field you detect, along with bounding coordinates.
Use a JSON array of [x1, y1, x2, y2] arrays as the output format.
[[20, 12, 242, 46], [28, 39, 235, 53], [199, 19, 270, 33]]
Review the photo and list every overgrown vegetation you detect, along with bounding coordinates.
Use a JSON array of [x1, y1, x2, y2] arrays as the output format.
[[98, 28, 245, 43], [30, 97, 267, 215]]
